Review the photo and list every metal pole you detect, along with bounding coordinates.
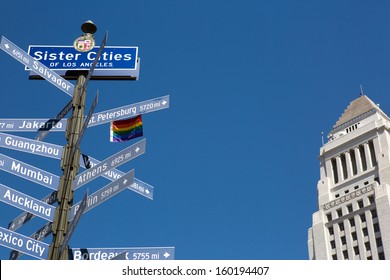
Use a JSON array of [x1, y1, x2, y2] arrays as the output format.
[[48, 75, 86, 260]]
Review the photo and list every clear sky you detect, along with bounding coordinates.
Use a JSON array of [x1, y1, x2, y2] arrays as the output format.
[[1, 0, 390, 260]]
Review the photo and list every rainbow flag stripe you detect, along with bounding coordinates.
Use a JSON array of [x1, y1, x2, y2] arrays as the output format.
[[110, 115, 143, 142]]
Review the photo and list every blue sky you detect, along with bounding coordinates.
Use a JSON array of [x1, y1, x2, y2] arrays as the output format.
[[1, 0, 390, 260]]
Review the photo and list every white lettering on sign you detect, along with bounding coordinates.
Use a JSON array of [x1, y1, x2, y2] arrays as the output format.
[[73, 250, 121, 260], [18, 120, 62, 130], [0, 227, 47, 258], [31, 50, 133, 62], [76, 163, 108, 186], [3, 190, 52, 218], [4, 136, 60, 157], [89, 107, 137, 125], [11, 161, 53, 186], [31, 61, 71, 92]]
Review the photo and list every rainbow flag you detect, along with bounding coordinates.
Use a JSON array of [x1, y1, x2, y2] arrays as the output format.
[[110, 115, 143, 142]]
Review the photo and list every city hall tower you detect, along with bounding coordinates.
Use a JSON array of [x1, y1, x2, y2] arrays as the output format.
[[308, 95, 390, 260]]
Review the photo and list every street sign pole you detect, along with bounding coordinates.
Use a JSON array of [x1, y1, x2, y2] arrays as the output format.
[[48, 74, 86, 260]]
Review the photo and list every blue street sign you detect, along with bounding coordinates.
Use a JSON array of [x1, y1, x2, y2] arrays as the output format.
[[8, 193, 56, 232], [0, 132, 62, 159], [0, 119, 65, 132], [35, 100, 73, 141], [0, 95, 169, 132], [70, 169, 134, 218], [0, 183, 55, 222], [9, 222, 52, 260], [0, 36, 74, 96], [71, 247, 175, 260], [27, 44, 138, 70], [0, 226, 49, 259], [74, 138, 145, 190], [85, 155, 154, 200], [88, 95, 170, 127], [0, 153, 60, 190]]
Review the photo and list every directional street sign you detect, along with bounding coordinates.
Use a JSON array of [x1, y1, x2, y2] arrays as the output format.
[[0, 95, 170, 132], [0, 153, 60, 190], [59, 190, 88, 258], [8, 191, 56, 232], [82, 31, 108, 91], [0, 132, 62, 159], [71, 247, 175, 260], [85, 155, 154, 200], [0, 36, 74, 96], [0, 183, 55, 222], [0, 226, 49, 259], [0, 118, 65, 132], [9, 222, 52, 260], [69, 169, 134, 218], [88, 95, 170, 127], [74, 138, 146, 190], [27, 42, 139, 80], [35, 99, 73, 141], [73, 91, 98, 151]]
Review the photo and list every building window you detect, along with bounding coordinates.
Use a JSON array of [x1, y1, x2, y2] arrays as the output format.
[[357, 199, 364, 209], [368, 195, 375, 204], [340, 153, 348, 180], [365, 242, 371, 251], [347, 204, 353, 213], [328, 227, 334, 235], [368, 140, 377, 167], [331, 158, 339, 184], [336, 208, 342, 217], [341, 236, 346, 245], [378, 252, 385, 260], [352, 232, 357, 241], [371, 209, 377, 218], [374, 223, 380, 233], [326, 213, 332, 222], [362, 228, 368, 237], [330, 240, 336, 249], [359, 145, 367, 171], [367, 256, 373, 260], [354, 246, 359, 255], [332, 254, 337, 260], [349, 218, 355, 227], [376, 237, 383, 247], [343, 250, 348, 260], [339, 222, 345, 231], [360, 214, 366, 223], [350, 149, 358, 175]]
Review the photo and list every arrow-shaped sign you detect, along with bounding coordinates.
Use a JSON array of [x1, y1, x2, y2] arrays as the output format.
[[74, 138, 145, 190], [8, 169, 134, 259], [70, 169, 134, 218], [0, 95, 169, 132], [71, 247, 175, 260], [0, 36, 74, 96]]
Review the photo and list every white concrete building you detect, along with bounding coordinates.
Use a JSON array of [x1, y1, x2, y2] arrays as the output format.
[[308, 95, 390, 260]]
